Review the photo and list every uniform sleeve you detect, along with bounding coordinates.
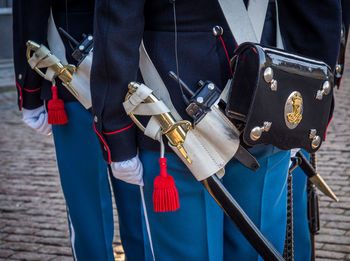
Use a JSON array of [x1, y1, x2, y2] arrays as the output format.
[[12, 0, 51, 110], [341, 0, 350, 41], [91, 0, 146, 163], [279, 0, 342, 71]]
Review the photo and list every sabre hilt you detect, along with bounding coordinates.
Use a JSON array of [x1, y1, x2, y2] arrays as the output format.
[[126, 82, 192, 163], [25, 40, 78, 98]]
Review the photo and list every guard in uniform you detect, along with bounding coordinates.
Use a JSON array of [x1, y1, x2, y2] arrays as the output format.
[[13, 1, 151, 260], [91, 0, 342, 260]]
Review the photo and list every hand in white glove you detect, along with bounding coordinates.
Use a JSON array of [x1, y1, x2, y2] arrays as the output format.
[[111, 155, 144, 186], [22, 105, 52, 135]]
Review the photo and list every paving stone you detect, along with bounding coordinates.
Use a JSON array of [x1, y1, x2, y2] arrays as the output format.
[[37, 246, 72, 256], [317, 249, 346, 259], [0, 248, 15, 258], [0, 242, 41, 252], [317, 235, 350, 245], [35, 229, 69, 238], [50, 256, 72, 261], [325, 222, 350, 230], [5, 234, 42, 244], [316, 257, 339, 261], [10, 251, 57, 260], [323, 243, 350, 254], [36, 237, 72, 247], [319, 228, 346, 236], [2, 226, 39, 235]]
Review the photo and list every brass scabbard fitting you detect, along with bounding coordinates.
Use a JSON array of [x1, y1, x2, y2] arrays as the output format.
[[126, 82, 192, 163]]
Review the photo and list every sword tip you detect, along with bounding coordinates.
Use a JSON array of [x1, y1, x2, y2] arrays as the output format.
[[309, 174, 339, 202]]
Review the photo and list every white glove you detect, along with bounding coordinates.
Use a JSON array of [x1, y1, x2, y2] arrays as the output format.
[[22, 105, 52, 135], [111, 155, 144, 186]]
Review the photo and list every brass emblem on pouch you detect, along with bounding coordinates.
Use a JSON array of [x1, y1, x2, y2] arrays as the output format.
[[285, 91, 303, 129]]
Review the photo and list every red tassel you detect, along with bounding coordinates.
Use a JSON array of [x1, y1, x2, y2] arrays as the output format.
[[153, 157, 180, 212], [48, 86, 68, 125]]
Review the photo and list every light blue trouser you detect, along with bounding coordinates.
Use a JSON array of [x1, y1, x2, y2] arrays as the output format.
[[52, 102, 151, 261], [291, 151, 311, 261], [140, 145, 290, 261]]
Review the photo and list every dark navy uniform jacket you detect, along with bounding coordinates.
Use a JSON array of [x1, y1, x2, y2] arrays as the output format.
[[341, 0, 350, 39], [13, 0, 94, 110], [91, 0, 342, 163]]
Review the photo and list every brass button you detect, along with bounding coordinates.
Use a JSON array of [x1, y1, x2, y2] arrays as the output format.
[[18, 74, 22, 80], [94, 116, 98, 123], [212, 26, 223, 37]]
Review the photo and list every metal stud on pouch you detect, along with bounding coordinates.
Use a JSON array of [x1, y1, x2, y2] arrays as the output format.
[[270, 79, 278, 91], [264, 67, 273, 83], [263, 67, 277, 91], [309, 129, 321, 149], [250, 122, 272, 141], [316, 81, 331, 100]]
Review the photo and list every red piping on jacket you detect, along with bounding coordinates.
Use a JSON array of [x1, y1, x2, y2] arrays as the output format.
[[93, 122, 112, 163], [324, 114, 333, 141], [23, 87, 41, 92], [219, 36, 233, 76], [102, 122, 134, 135], [15, 80, 23, 110]]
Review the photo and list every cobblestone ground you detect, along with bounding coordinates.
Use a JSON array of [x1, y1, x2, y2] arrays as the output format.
[[315, 45, 350, 261], [0, 44, 349, 260]]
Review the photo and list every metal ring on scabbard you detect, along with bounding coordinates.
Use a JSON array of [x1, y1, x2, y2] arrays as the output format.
[[26, 40, 79, 98], [126, 82, 193, 164]]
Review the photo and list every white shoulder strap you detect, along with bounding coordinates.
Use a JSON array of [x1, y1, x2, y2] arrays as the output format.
[[139, 42, 182, 121], [218, 0, 269, 44], [218, 0, 259, 44], [47, 9, 68, 65], [247, 0, 270, 42], [275, 0, 284, 49]]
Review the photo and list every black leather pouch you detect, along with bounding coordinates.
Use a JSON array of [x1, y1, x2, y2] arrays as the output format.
[[226, 43, 334, 153]]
